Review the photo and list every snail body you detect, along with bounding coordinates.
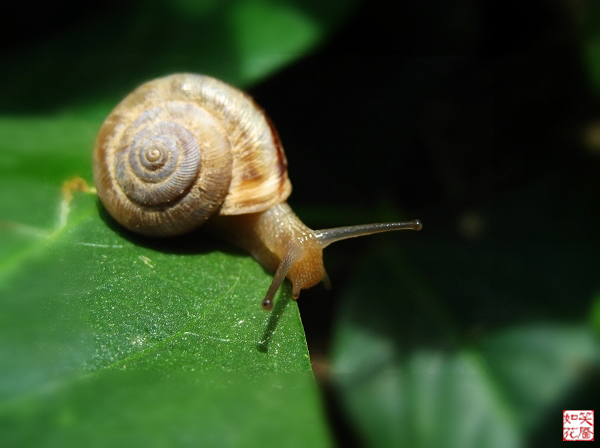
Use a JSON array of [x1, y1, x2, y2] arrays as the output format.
[[94, 74, 421, 310]]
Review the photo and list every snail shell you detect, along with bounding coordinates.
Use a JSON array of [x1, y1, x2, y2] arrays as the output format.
[[93, 74, 292, 236]]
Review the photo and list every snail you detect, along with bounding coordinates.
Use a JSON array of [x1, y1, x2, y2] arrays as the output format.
[[93, 73, 422, 311]]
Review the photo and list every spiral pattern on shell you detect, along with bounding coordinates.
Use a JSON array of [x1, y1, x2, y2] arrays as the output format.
[[94, 99, 234, 236], [93, 74, 292, 236], [116, 119, 201, 207]]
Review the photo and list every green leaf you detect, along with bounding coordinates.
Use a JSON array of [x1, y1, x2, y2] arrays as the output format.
[[0, 2, 364, 441], [0, 113, 330, 445], [0, 372, 326, 447], [331, 179, 600, 448]]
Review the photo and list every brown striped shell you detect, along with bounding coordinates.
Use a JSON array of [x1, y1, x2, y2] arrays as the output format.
[[93, 74, 292, 236]]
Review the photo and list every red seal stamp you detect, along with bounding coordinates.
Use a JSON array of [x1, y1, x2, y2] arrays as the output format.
[[564, 410, 594, 441]]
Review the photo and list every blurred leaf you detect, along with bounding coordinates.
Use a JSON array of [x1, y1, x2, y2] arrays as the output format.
[[0, 0, 358, 117], [230, 1, 320, 80], [0, 113, 330, 445], [592, 294, 600, 335], [579, 0, 600, 96], [331, 179, 600, 448]]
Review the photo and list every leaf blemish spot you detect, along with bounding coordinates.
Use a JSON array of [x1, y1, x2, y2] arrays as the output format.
[[138, 255, 155, 268]]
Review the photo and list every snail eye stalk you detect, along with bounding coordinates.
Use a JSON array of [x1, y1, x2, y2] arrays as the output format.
[[314, 220, 422, 247]]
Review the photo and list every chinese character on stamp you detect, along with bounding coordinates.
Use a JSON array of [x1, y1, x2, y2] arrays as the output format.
[[564, 410, 594, 441]]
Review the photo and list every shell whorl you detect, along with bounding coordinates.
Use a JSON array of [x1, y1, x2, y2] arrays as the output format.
[[115, 107, 202, 207], [93, 74, 292, 236], [94, 90, 234, 236]]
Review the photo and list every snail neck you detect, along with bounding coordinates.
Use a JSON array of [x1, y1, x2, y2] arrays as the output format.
[[207, 203, 327, 296]]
